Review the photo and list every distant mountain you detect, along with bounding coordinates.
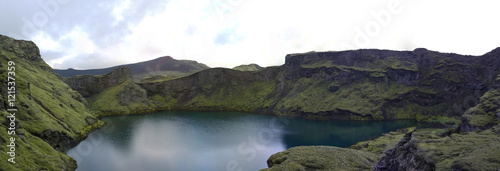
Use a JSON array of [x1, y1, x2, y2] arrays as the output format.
[[53, 56, 210, 78], [232, 63, 263, 71]]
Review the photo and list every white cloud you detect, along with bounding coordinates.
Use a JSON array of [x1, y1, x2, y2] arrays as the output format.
[[48, 27, 97, 68], [3, 0, 500, 69], [32, 31, 61, 51], [112, 0, 132, 24]]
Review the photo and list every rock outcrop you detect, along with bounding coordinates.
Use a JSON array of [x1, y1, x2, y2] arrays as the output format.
[[372, 125, 500, 170], [372, 130, 435, 171]]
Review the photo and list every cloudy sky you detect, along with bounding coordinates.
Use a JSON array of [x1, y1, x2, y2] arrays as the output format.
[[1, 0, 499, 69]]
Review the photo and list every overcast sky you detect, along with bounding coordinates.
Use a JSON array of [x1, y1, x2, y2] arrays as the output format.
[[1, 0, 500, 69]]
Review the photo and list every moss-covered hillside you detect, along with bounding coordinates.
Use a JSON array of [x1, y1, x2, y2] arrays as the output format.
[[0, 35, 102, 170], [74, 47, 500, 124], [68, 67, 280, 116]]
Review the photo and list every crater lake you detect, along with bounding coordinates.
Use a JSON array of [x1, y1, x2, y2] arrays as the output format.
[[67, 111, 416, 171]]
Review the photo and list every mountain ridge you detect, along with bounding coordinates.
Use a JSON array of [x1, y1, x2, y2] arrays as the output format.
[[53, 56, 210, 78]]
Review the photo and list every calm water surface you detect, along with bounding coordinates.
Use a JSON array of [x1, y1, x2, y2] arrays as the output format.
[[67, 111, 415, 171]]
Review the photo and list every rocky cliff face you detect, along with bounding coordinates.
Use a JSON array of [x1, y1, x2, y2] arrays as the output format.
[[0, 35, 102, 170], [272, 48, 500, 120]]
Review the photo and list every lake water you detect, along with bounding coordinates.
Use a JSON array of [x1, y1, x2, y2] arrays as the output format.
[[67, 111, 415, 171]]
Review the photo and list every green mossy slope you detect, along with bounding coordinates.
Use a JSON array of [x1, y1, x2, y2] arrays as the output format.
[[83, 67, 280, 116], [261, 146, 378, 171], [0, 35, 101, 170], [92, 79, 150, 115]]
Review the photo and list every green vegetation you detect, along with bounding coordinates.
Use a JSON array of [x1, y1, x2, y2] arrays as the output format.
[[274, 78, 415, 119], [413, 125, 500, 170], [462, 89, 500, 128], [386, 58, 418, 71], [425, 116, 461, 127], [0, 111, 76, 170], [133, 70, 193, 82], [301, 56, 418, 72], [301, 60, 380, 72], [0, 35, 99, 170], [261, 146, 378, 171], [92, 80, 150, 115], [183, 81, 276, 111]]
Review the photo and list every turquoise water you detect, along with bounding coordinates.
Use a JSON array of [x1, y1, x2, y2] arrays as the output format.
[[67, 111, 415, 171]]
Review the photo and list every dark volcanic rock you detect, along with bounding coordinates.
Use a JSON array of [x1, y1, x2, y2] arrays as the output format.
[[373, 130, 436, 171]]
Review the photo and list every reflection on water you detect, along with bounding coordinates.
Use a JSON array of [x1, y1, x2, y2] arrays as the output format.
[[67, 111, 415, 171]]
